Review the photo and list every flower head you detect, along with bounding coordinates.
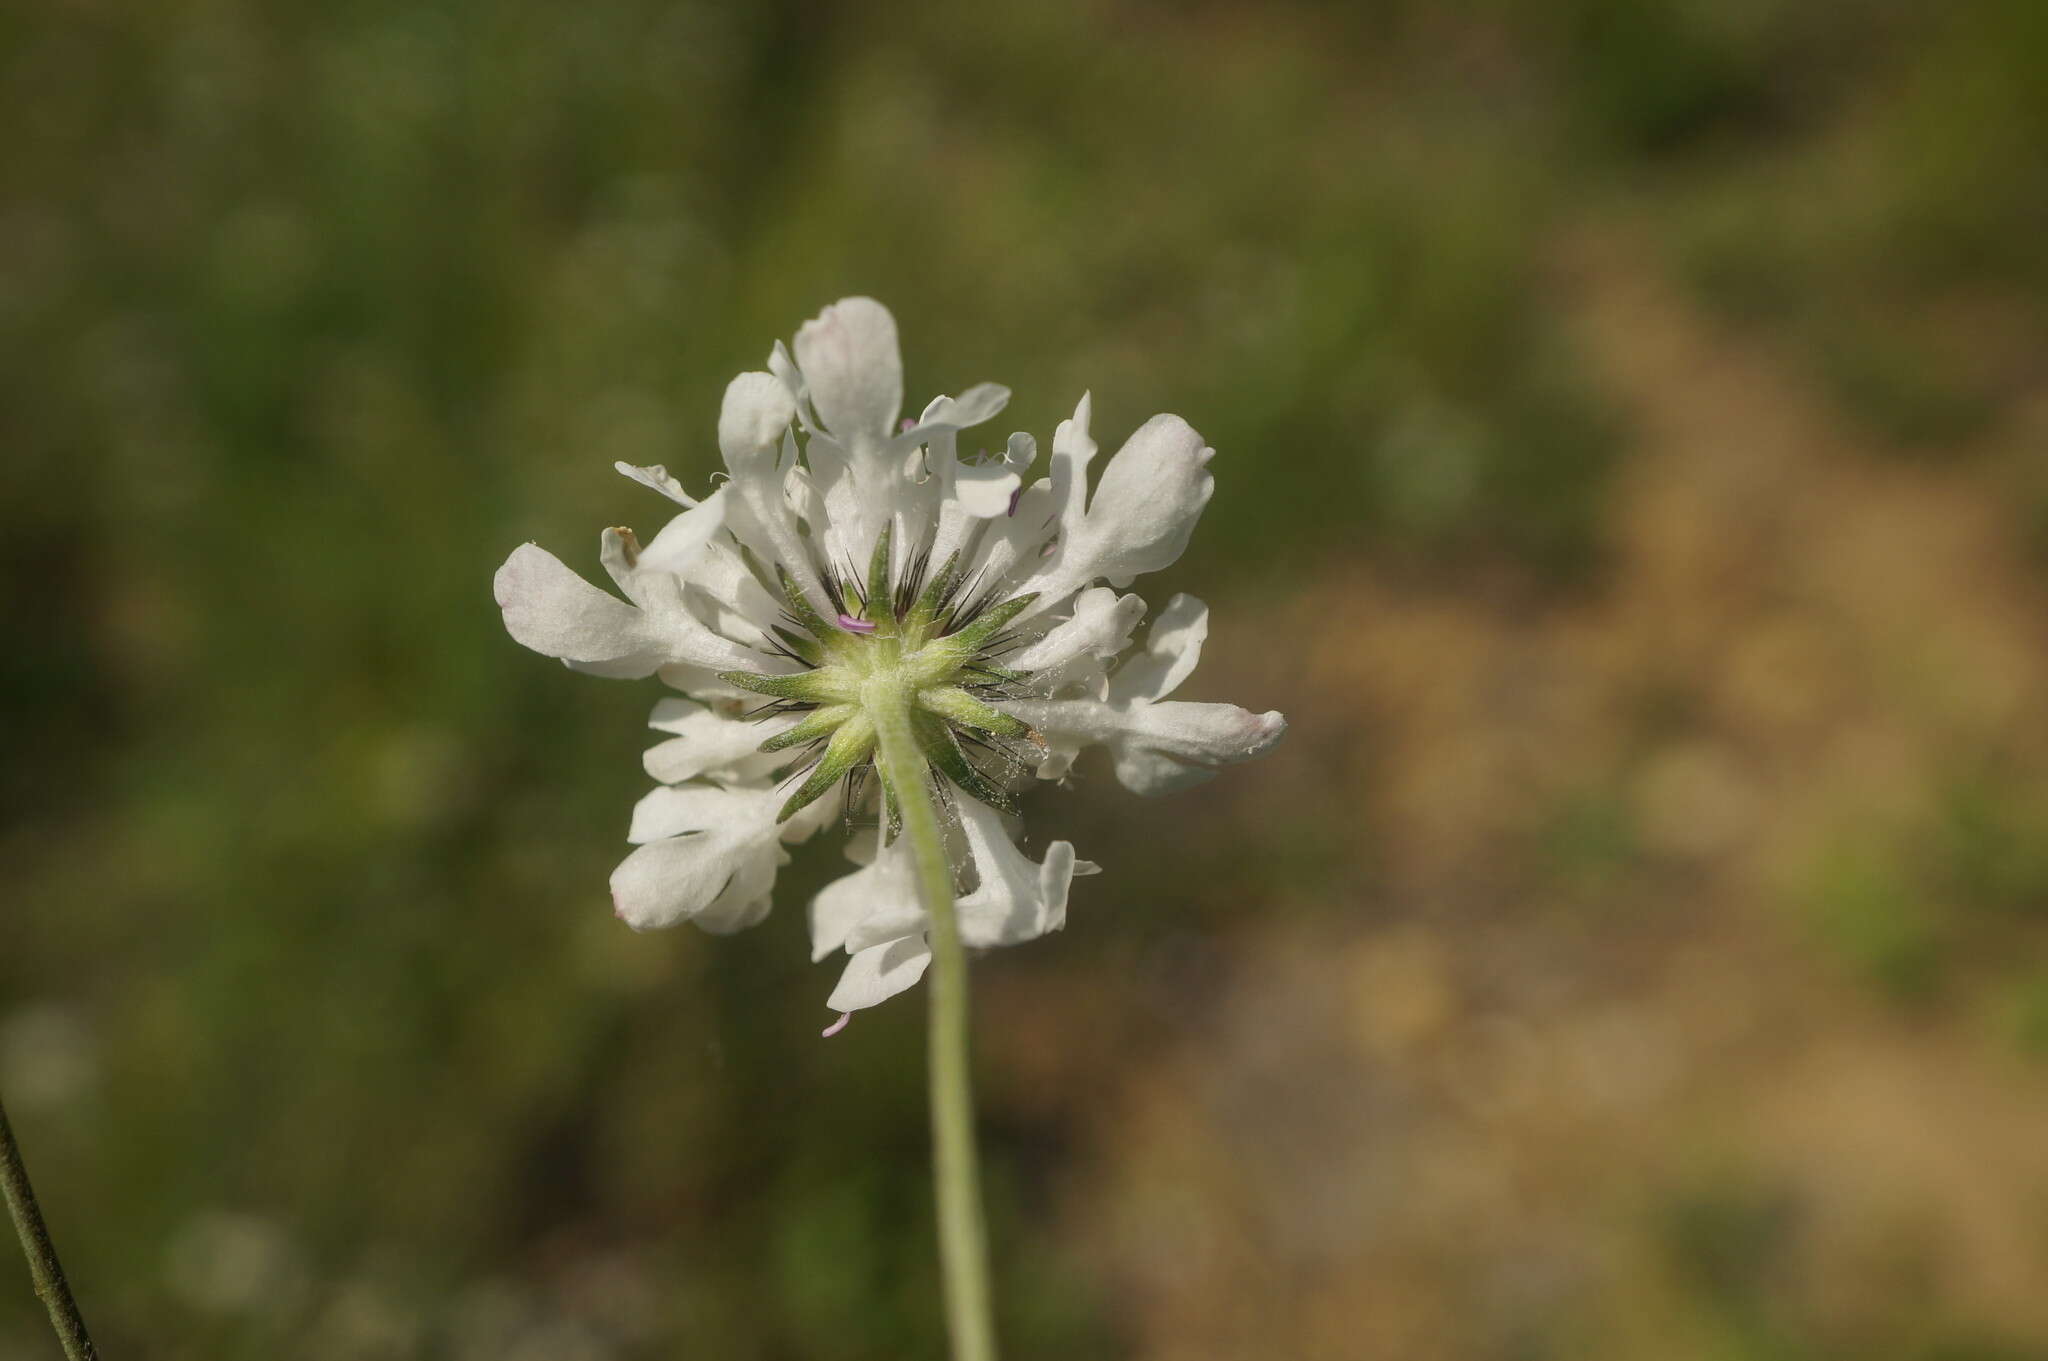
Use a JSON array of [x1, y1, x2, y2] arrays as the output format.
[[495, 298, 1286, 1014]]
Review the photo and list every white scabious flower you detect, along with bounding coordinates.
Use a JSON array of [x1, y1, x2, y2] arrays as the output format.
[[494, 298, 1286, 1018]]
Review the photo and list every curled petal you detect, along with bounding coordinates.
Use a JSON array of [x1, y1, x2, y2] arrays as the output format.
[[905, 384, 1012, 446], [631, 489, 731, 577], [956, 802, 1080, 948], [618, 499, 783, 654], [971, 479, 1060, 591], [1108, 701, 1287, 794], [1008, 586, 1146, 679], [948, 429, 1033, 519], [724, 431, 834, 619], [844, 802, 1079, 953], [828, 937, 932, 1012], [597, 529, 781, 674], [952, 462, 1023, 520], [927, 432, 1038, 570], [697, 893, 774, 935], [643, 699, 799, 785], [1048, 392, 1099, 539], [905, 387, 1016, 532], [809, 835, 917, 961], [614, 461, 698, 507], [810, 877, 872, 962], [1108, 593, 1208, 703], [1000, 696, 1287, 796], [495, 544, 670, 678], [610, 786, 787, 932], [680, 543, 784, 637]]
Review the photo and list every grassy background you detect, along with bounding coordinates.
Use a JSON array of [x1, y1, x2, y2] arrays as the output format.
[[4, 1, 2047, 1357]]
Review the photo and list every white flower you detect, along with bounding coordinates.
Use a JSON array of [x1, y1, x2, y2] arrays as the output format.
[[495, 298, 1285, 1019]]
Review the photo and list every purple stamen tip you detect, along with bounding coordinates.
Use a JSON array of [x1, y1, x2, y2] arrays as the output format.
[[821, 1012, 852, 1038], [837, 613, 877, 634], [1006, 486, 1023, 517]]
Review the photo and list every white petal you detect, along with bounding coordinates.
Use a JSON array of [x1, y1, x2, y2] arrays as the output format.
[[718, 372, 796, 470], [1019, 413, 1215, 605], [648, 696, 725, 734], [597, 529, 779, 673], [767, 339, 807, 414], [1028, 731, 1083, 782], [903, 383, 1011, 444], [969, 479, 1060, 591], [1085, 416, 1214, 580], [953, 801, 1079, 949], [809, 867, 875, 961], [777, 781, 845, 844], [1048, 392, 1099, 539], [1008, 587, 1145, 677], [609, 786, 785, 931], [1109, 701, 1288, 794], [843, 804, 1079, 953], [632, 489, 730, 576], [676, 538, 782, 627], [645, 704, 804, 796], [1108, 593, 1208, 703], [694, 892, 775, 936], [941, 382, 1011, 429], [627, 784, 752, 843], [952, 459, 1024, 519], [1000, 697, 1287, 795], [797, 438, 870, 574], [808, 836, 916, 961], [720, 439, 834, 619], [494, 543, 667, 678], [643, 701, 796, 784], [827, 937, 932, 1012], [614, 462, 699, 507], [793, 297, 902, 448], [610, 839, 727, 930]]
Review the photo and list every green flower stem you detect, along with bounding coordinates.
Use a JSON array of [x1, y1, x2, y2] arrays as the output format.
[[869, 681, 1000, 1361], [0, 1091, 99, 1361]]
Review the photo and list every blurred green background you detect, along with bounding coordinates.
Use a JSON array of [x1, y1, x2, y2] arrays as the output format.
[[5, 1, 2048, 1357]]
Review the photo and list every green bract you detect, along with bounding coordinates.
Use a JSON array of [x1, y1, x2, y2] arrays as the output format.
[[719, 528, 1039, 823]]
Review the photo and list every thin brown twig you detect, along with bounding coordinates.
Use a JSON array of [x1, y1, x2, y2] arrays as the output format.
[[0, 1090, 99, 1360]]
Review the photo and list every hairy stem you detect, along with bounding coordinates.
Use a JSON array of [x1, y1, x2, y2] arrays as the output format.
[[0, 1091, 99, 1361], [870, 685, 999, 1361]]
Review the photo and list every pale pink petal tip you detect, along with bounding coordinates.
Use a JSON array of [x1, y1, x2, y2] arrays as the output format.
[[821, 1012, 852, 1038], [900, 418, 917, 433], [836, 614, 877, 634]]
